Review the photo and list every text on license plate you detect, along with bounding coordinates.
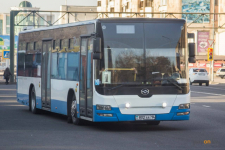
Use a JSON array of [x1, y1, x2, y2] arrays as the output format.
[[135, 115, 155, 120]]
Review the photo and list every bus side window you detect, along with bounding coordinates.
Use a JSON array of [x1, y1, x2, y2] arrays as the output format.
[[18, 42, 26, 76], [60, 39, 63, 50], [25, 42, 34, 77], [69, 38, 74, 49], [53, 40, 56, 50]]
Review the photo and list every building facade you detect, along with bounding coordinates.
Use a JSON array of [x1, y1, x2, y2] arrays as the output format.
[[97, 0, 225, 71], [0, 1, 55, 69], [59, 5, 97, 24]]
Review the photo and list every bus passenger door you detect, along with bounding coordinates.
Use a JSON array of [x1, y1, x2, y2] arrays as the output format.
[[41, 40, 52, 109], [79, 36, 93, 119]]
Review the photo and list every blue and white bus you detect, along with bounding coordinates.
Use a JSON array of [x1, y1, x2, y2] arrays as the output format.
[[17, 18, 195, 125]]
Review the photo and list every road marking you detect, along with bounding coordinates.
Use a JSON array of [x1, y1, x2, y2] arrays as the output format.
[[0, 105, 25, 107], [203, 105, 210, 108], [0, 100, 17, 103], [0, 96, 16, 97], [191, 86, 225, 91], [0, 89, 16, 91], [191, 91, 225, 96]]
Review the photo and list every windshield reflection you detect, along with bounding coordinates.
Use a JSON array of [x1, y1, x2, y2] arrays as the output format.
[[98, 22, 187, 86]]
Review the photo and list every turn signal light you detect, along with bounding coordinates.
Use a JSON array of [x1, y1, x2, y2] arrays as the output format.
[[97, 113, 113, 117]]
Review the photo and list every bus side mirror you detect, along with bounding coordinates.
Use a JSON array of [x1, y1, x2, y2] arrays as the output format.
[[188, 43, 196, 63], [93, 38, 102, 59]]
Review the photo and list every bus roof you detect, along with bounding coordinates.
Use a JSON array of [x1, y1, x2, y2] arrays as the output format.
[[19, 18, 185, 34]]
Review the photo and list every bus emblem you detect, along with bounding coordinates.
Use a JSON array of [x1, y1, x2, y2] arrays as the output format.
[[141, 89, 149, 95]]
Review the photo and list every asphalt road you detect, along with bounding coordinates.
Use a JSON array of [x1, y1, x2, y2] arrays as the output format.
[[0, 84, 225, 150]]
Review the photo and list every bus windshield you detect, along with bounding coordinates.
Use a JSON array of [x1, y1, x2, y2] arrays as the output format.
[[97, 22, 187, 88]]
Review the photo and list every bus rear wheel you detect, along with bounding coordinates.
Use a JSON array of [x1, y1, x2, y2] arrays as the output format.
[[70, 95, 83, 125], [30, 87, 39, 114], [146, 121, 160, 125]]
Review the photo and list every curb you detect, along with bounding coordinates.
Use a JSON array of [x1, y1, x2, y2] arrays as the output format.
[[209, 81, 219, 85]]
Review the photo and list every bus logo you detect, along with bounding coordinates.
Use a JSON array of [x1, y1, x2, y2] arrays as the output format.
[[141, 89, 149, 95]]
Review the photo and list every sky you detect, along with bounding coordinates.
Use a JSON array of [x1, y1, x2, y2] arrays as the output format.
[[0, 0, 97, 13]]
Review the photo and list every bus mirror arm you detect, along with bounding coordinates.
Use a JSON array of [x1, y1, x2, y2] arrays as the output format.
[[93, 37, 102, 59], [188, 43, 196, 63]]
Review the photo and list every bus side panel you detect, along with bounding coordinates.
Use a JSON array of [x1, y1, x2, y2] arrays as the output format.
[[17, 76, 41, 108], [51, 79, 79, 115]]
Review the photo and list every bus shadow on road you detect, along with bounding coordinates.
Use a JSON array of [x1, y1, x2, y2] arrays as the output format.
[[85, 122, 187, 132], [21, 110, 189, 132]]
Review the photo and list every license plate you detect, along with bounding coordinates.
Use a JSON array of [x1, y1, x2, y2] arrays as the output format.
[[198, 73, 205, 76], [135, 115, 155, 120]]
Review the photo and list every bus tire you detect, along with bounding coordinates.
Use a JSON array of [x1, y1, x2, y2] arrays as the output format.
[[199, 83, 202, 86], [69, 94, 83, 125], [206, 82, 209, 86], [30, 87, 39, 114], [146, 121, 160, 125], [189, 79, 192, 85]]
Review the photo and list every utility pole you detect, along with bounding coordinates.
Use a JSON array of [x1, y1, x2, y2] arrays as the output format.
[[9, 11, 19, 83], [212, 0, 215, 82]]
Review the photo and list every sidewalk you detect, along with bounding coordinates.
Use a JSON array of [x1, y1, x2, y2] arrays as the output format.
[[209, 75, 225, 85], [0, 76, 16, 84]]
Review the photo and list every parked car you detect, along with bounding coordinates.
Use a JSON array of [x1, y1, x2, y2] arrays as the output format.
[[216, 68, 225, 79], [189, 68, 209, 86]]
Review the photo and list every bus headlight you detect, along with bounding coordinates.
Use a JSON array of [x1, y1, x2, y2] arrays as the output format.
[[177, 112, 190, 116], [162, 102, 167, 108], [125, 103, 130, 108], [179, 103, 190, 109], [96, 105, 111, 110]]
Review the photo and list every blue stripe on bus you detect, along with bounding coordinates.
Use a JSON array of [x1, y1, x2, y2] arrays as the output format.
[[17, 93, 29, 106], [93, 106, 190, 122], [17, 93, 67, 115], [17, 93, 42, 108], [51, 99, 67, 115], [17, 93, 189, 121]]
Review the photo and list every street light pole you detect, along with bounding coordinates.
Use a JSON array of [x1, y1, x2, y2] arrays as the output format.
[[10, 11, 19, 83], [212, 0, 215, 82]]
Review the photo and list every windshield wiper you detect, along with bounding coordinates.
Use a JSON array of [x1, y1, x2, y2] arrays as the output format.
[[166, 78, 182, 91], [107, 84, 124, 91]]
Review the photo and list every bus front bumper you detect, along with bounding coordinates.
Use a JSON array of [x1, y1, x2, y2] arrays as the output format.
[[93, 106, 190, 122]]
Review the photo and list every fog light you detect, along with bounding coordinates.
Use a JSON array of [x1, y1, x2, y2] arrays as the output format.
[[96, 105, 111, 110], [125, 103, 130, 108], [177, 112, 190, 116], [97, 113, 113, 117], [162, 102, 167, 108], [179, 103, 190, 109]]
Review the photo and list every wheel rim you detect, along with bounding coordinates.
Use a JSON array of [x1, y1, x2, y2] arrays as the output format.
[[71, 99, 76, 120], [31, 92, 35, 110]]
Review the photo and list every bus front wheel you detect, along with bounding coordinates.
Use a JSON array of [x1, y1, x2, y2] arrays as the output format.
[[69, 95, 83, 125]]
